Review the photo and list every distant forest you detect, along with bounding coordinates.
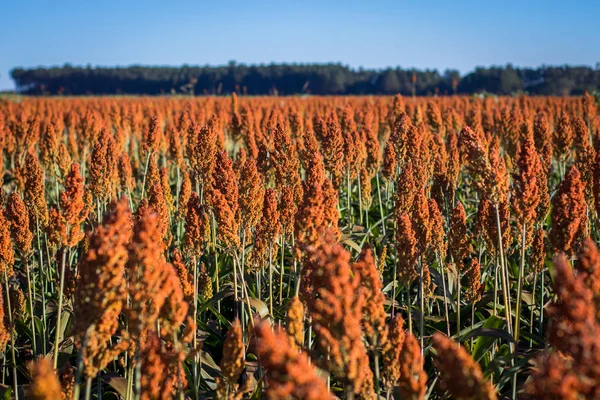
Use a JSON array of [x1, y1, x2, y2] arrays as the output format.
[[10, 62, 600, 96]]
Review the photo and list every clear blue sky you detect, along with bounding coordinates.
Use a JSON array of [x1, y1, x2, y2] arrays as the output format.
[[2, 0, 599, 90]]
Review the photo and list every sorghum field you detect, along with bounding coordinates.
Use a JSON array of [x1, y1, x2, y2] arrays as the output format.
[[0, 94, 598, 399]]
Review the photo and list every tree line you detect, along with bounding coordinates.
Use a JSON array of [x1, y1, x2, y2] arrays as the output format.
[[10, 62, 600, 96]]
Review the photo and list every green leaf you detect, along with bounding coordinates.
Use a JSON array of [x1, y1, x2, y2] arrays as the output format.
[[0, 385, 11, 400], [445, 263, 458, 294], [200, 350, 220, 389], [15, 319, 33, 343], [103, 375, 128, 398], [248, 297, 270, 318], [520, 292, 534, 306], [520, 329, 545, 345], [471, 316, 511, 363], [58, 310, 71, 338], [382, 281, 395, 293], [199, 288, 234, 313], [200, 350, 220, 371], [342, 237, 362, 253], [207, 305, 232, 326], [249, 378, 263, 400]]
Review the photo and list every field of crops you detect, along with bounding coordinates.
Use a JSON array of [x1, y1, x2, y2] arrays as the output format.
[[0, 94, 598, 399]]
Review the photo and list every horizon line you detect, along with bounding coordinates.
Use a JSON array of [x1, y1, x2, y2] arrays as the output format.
[[11, 61, 600, 75]]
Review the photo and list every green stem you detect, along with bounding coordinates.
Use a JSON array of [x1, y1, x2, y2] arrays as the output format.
[[529, 272, 538, 347], [346, 171, 352, 227], [457, 272, 461, 337], [514, 223, 527, 342], [493, 261, 498, 317], [279, 234, 285, 306], [81, 146, 88, 181], [256, 270, 261, 302], [419, 260, 425, 353], [494, 206, 513, 336], [240, 233, 248, 328], [471, 306, 476, 349], [36, 217, 47, 355], [539, 271, 544, 337], [346, 387, 355, 400], [268, 242, 274, 317], [358, 173, 363, 225], [391, 251, 397, 317], [233, 250, 239, 315], [376, 174, 386, 236], [374, 354, 381, 396], [140, 152, 152, 199], [97, 374, 102, 400], [192, 256, 199, 400], [211, 214, 220, 313], [84, 376, 93, 400], [125, 365, 133, 400], [53, 248, 67, 368], [173, 332, 185, 400], [234, 252, 254, 328], [25, 263, 37, 357], [436, 252, 451, 336], [495, 207, 516, 400], [407, 286, 413, 335], [3, 270, 18, 400], [72, 329, 90, 400]]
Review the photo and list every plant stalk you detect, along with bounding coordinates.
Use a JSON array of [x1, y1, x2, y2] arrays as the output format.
[[3, 269, 18, 400], [53, 247, 68, 368]]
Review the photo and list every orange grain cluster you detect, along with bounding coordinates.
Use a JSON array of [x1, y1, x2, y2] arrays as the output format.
[[28, 358, 63, 400], [302, 231, 375, 398], [140, 331, 186, 400], [255, 321, 333, 400], [432, 333, 496, 400], [74, 197, 132, 377], [286, 296, 305, 350], [6, 193, 33, 258], [525, 244, 600, 398], [1, 93, 599, 400], [549, 166, 587, 254], [354, 246, 388, 345], [216, 319, 245, 398]]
